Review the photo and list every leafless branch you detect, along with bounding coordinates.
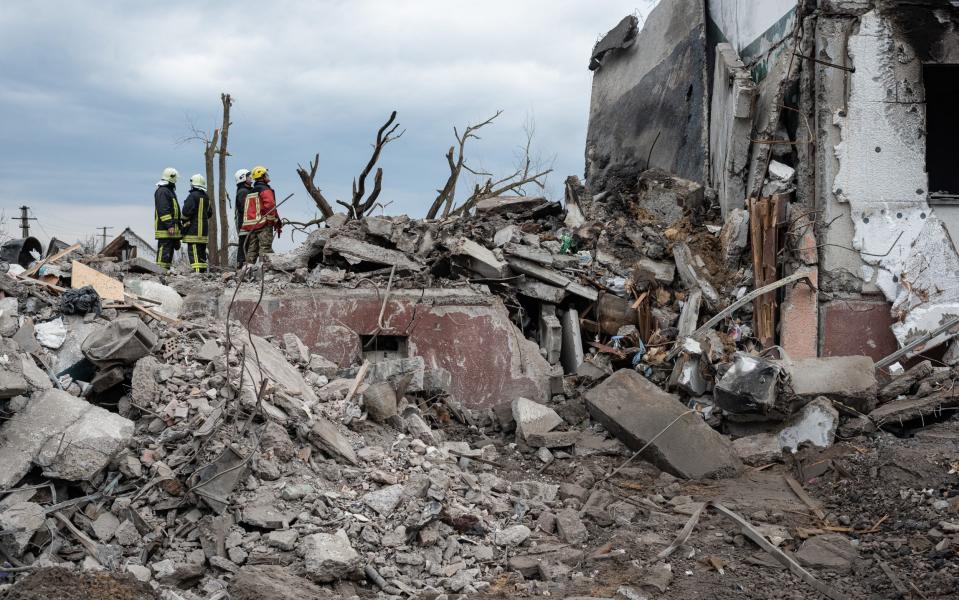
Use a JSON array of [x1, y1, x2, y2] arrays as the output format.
[[349, 110, 404, 219], [296, 153, 335, 219], [426, 110, 503, 220]]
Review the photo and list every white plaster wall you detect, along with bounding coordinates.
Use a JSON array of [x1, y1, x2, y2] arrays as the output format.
[[832, 10, 959, 345], [708, 0, 797, 55]]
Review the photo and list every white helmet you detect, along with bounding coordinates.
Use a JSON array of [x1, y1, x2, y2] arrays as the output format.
[[234, 168, 251, 184], [161, 167, 179, 183], [190, 174, 207, 190]]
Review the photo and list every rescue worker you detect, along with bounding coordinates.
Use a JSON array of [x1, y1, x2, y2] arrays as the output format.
[[234, 168, 253, 268], [240, 165, 281, 264], [182, 174, 213, 273], [154, 167, 181, 270]]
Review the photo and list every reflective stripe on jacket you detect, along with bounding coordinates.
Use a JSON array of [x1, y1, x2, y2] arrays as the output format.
[[154, 183, 182, 239], [182, 187, 212, 243], [240, 182, 278, 232]]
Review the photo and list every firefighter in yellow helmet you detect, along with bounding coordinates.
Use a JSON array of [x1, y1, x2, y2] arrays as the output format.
[[240, 166, 282, 264], [182, 174, 213, 272], [154, 167, 182, 270]]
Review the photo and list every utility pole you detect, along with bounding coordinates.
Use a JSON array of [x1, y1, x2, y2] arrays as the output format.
[[18, 206, 37, 238], [96, 226, 114, 252]]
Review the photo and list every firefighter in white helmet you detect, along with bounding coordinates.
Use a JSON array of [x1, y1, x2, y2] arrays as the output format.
[[153, 167, 181, 270], [182, 174, 212, 273], [234, 168, 253, 267]]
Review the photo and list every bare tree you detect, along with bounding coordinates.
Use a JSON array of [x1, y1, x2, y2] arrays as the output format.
[[296, 153, 335, 220], [295, 111, 404, 223], [203, 128, 219, 265], [216, 93, 232, 265], [426, 110, 501, 220], [446, 115, 553, 216]]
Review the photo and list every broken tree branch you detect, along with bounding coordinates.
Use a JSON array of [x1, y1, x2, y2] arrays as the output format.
[[346, 110, 404, 220], [296, 153, 335, 220], [427, 110, 503, 219]]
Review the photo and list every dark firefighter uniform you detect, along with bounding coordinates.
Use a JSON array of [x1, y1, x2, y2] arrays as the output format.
[[235, 180, 253, 267], [154, 180, 181, 269], [182, 185, 213, 273]]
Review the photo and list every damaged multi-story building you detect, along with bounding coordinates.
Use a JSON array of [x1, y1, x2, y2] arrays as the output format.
[[586, 0, 959, 363]]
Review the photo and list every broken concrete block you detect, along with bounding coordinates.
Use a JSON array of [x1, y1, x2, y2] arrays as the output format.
[[637, 169, 704, 224], [361, 382, 397, 423], [714, 353, 782, 416], [309, 416, 358, 466], [493, 225, 517, 247], [539, 310, 562, 365], [404, 412, 437, 445], [362, 484, 405, 515], [778, 397, 839, 452], [363, 216, 394, 239], [131, 356, 161, 407], [512, 397, 563, 442], [341, 356, 425, 392], [559, 309, 584, 374], [325, 235, 421, 271], [308, 353, 339, 378], [675, 354, 707, 396], [504, 243, 554, 266], [124, 279, 183, 318], [795, 534, 857, 572], [241, 502, 298, 530], [20, 354, 53, 391], [719, 208, 749, 267], [282, 333, 310, 365], [526, 430, 580, 448], [784, 356, 877, 413], [585, 370, 742, 479], [423, 367, 452, 394], [556, 508, 588, 545], [0, 389, 133, 488], [0, 501, 44, 557], [0, 362, 29, 399], [492, 524, 531, 547], [731, 433, 782, 466], [634, 258, 676, 286], [299, 529, 362, 582], [196, 339, 222, 362], [474, 196, 546, 215], [12, 318, 40, 354], [267, 529, 299, 552], [446, 237, 509, 279], [239, 333, 318, 406], [516, 279, 567, 304], [91, 510, 121, 542]]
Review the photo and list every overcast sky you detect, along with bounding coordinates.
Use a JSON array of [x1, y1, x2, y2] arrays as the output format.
[[0, 1, 653, 252]]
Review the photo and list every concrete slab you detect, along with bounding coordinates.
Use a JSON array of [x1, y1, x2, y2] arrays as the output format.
[[784, 356, 877, 413], [779, 397, 839, 452], [585, 369, 742, 479], [512, 397, 563, 443], [0, 389, 133, 488]]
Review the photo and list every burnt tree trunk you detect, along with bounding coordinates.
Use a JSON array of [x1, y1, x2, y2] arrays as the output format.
[[204, 129, 220, 266], [217, 93, 232, 265]]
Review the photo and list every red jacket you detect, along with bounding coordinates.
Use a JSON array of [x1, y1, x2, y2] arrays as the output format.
[[241, 181, 281, 232]]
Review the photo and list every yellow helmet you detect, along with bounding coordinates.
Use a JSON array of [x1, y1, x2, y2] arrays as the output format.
[[251, 166, 269, 180]]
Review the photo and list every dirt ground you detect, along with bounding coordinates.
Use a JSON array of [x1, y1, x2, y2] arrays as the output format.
[[0, 568, 158, 600]]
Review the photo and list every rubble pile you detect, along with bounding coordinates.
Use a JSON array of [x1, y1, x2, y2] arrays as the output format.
[[0, 172, 956, 599]]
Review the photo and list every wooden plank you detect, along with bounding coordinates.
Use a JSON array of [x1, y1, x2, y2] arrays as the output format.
[[23, 243, 82, 278], [71, 261, 124, 301], [676, 288, 703, 340]]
